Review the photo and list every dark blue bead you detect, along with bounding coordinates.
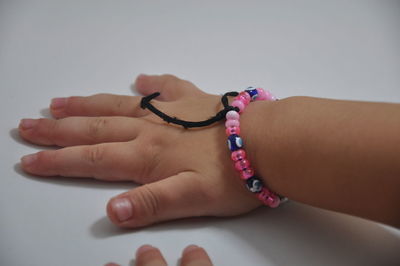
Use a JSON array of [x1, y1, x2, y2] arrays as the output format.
[[245, 87, 258, 100], [246, 176, 263, 193], [227, 134, 243, 151]]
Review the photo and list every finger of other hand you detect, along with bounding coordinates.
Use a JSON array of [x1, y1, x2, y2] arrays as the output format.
[[135, 245, 167, 266], [181, 245, 213, 266]]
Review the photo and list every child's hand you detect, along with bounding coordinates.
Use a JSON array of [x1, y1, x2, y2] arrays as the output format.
[[19, 74, 261, 228]]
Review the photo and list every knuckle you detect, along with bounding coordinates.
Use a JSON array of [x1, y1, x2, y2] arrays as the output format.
[[134, 185, 161, 220], [87, 117, 107, 140], [35, 150, 58, 173], [136, 137, 162, 180], [161, 74, 179, 88], [42, 119, 60, 143], [84, 145, 105, 165]]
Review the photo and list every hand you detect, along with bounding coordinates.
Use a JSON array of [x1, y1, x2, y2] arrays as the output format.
[[105, 244, 213, 266], [19, 74, 261, 228]]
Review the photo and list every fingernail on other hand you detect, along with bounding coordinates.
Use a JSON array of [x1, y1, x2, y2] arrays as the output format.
[[111, 198, 133, 222], [136, 244, 154, 256], [183, 245, 200, 254]]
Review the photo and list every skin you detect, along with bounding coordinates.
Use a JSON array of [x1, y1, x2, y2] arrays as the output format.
[[18, 74, 400, 264]]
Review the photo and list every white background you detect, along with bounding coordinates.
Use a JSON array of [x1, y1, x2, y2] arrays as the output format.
[[1, 1, 399, 265]]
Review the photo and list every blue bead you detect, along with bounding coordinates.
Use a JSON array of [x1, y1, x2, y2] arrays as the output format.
[[245, 87, 258, 101], [227, 134, 243, 151], [246, 176, 264, 193]]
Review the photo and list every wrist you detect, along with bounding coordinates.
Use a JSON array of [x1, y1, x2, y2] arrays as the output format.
[[239, 97, 295, 197]]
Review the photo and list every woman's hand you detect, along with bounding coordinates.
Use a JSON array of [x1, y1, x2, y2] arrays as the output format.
[[19, 74, 261, 228], [106, 244, 213, 266]]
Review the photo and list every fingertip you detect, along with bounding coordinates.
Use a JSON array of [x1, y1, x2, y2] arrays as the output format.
[[133, 74, 150, 95], [107, 195, 141, 228], [136, 244, 154, 257], [181, 245, 213, 266], [135, 245, 167, 266], [50, 97, 68, 118], [182, 245, 200, 254]]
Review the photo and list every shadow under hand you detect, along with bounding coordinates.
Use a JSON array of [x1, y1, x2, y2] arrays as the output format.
[[40, 107, 53, 118], [14, 162, 136, 190], [90, 216, 135, 239]]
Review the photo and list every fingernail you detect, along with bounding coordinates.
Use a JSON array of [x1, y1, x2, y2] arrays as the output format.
[[21, 153, 38, 167], [183, 245, 200, 254], [137, 73, 148, 79], [19, 119, 38, 130], [136, 245, 154, 257], [51, 97, 67, 109], [111, 198, 133, 222]]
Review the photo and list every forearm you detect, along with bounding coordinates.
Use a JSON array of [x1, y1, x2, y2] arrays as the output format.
[[241, 96, 400, 227]]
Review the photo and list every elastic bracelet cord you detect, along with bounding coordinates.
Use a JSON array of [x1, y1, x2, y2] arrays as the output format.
[[140, 91, 240, 129], [225, 87, 285, 208]]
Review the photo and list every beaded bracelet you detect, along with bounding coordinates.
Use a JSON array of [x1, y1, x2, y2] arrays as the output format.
[[226, 87, 282, 208], [141, 87, 285, 207]]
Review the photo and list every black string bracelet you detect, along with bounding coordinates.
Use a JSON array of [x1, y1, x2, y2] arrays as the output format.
[[140, 91, 240, 129]]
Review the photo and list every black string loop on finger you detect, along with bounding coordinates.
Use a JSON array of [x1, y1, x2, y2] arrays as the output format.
[[140, 91, 239, 129]]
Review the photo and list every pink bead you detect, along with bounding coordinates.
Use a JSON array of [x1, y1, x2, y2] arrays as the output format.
[[266, 194, 280, 208], [238, 92, 251, 105], [235, 159, 250, 171], [264, 90, 276, 101], [225, 126, 240, 136], [225, 119, 239, 128], [231, 149, 246, 161], [256, 88, 267, 100], [226, 110, 240, 120], [258, 187, 272, 202], [240, 168, 254, 180], [231, 100, 245, 113]]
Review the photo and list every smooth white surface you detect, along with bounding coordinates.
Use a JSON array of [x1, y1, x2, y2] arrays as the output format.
[[1, 1, 400, 265]]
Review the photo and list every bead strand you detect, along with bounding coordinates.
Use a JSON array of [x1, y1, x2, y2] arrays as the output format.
[[225, 87, 281, 208]]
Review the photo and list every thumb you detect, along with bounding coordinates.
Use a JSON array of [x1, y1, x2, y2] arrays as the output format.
[[133, 74, 205, 101], [106, 172, 209, 228]]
